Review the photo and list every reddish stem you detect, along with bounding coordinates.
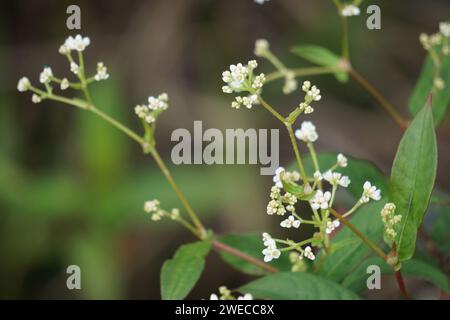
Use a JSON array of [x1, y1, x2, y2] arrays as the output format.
[[395, 270, 410, 300], [212, 239, 278, 273]]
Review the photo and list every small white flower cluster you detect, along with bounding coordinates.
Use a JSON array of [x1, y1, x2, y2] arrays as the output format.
[[323, 170, 351, 188], [360, 181, 382, 203], [134, 93, 169, 124], [283, 71, 298, 95], [298, 81, 322, 114], [303, 246, 315, 261], [326, 219, 340, 234], [144, 199, 180, 221], [295, 121, 318, 143], [380, 203, 401, 241], [311, 190, 332, 210], [17, 77, 31, 92], [341, 4, 360, 17], [209, 286, 253, 300], [272, 167, 300, 188], [280, 215, 301, 229], [267, 186, 297, 216], [254, 39, 297, 94], [95, 62, 109, 81], [420, 21, 450, 91], [262, 233, 281, 262], [222, 60, 265, 109], [337, 153, 348, 167], [39, 67, 53, 84], [59, 34, 90, 53]]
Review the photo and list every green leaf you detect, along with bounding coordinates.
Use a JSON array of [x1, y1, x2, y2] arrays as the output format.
[[292, 45, 348, 82], [431, 207, 450, 253], [160, 241, 211, 300], [390, 105, 437, 261], [342, 256, 449, 293], [240, 272, 360, 300], [218, 233, 291, 275], [409, 53, 450, 126]]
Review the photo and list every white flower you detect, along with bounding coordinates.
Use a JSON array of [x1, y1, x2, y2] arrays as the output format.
[[337, 153, 348, 167], [94, 62, 109, 81], [17, 77, 30, 92], [440, 22, 450, 37], [283, 71, 298, 94], [148, 93, 168, 111], [144, 200, 160, 213], [242, 94, 259, 109], [342, 5, 360, 17], [280, 215, 301, 229], [210, 294, 219, 300], [170, 208, 180, 220], [272, 167, 285, 188], [222, 63, 249, 89], [58, 44, 70, 55], [262, 246, 281, 262], [252, 73, 266, 89], [254, 39, 269, 56], [295, 121, 319, 143], [303, 246, 315, 261], [254, 0, 270, 5], [313, 170, 323, 181], [302, 81, 311, 92], [262, 232, 276, 248], [311, 190, 331, 210], [32, 94, 42, 103], [361, 181, 381, 203], [39, 67, 53, 84], [326, 220, 340, 234], [60, 78, 69, 90], [222, 86, 233, 93], [248, 60, 258, 69], [237, 293, 253, 300], [266, 199, 286, 216], [70, 62, 80, 74], [323, 171, 351, 187], [64, 34, 90, 52], [306, 85, 321, 101]]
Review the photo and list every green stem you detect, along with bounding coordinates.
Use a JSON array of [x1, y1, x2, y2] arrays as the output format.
[[329, 208, 387, 260], [265, 66, 340, 83], [286, 124, 309, 185], [149, 148, 206, 236], [258, 97, 286, 123], [307, 142, 322, 189]]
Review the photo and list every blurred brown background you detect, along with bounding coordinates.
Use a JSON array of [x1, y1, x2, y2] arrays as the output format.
[[0, 0, 449, 299]]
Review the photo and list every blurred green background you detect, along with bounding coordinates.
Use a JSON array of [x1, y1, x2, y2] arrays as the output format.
[[0, 0, 449, 299]]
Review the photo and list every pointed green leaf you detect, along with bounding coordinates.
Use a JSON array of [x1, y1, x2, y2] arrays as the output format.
[[240, 272, 360, 300], [292, 45, 348, 82], [409, 53, 450, 126], [160, 241, 211, 300], [390, 105, 437, 261]]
